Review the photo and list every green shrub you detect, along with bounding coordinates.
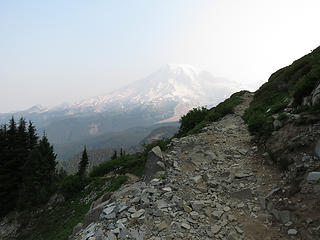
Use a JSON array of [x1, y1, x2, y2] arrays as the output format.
[[270, 101, 287, 114], [89, 155, 143, 178], [244, 109, 273, 137], [277, 112, 288, 121], [178, 107, 208, 136], [176, 91, 246, 137], [107, 175, 128, 192], [292, 70, 319, 104], [59, 175, 87, 200], [247, 110, 265, 133], [142, 138, 171, 153]]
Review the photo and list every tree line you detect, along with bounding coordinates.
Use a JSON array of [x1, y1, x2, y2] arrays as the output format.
[[0, 117, 57, 216]]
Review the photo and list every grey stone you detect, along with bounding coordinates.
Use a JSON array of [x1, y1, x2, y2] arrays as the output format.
[[267, 201, 274, 212], [118, 205, 128, 213], [223, 206, 231, 212], [144, 146, 164, 182], [156, 161, 165, 169], [273, 119, 283, 130], [316, 140, 320, 158], [131, 209, 145, 218], [235, 226, 243, 234], [150, 178, 162, 186], [230, 188, 253, 200], [279, 210, 290, 224], [258, 196, 266, 210], [235, 171, 251, 179], [307, 172, 320, 182], [271, 208, 279, 221], [190, 201, 204, 212], [103, 206, 116, 215], [266, 187, 281, 198], [211, 225, 221, 234], [303, 96, 312, 106], [94, 229, 106, 240], [312, 83, 320, 105], [128, 206, 136, 213], [192, 175, 203, 184], [162, 187, 172, 192], [288, 229, 298, 235], [130, 196, 140, 204], [190, 211, 199, 220], [212, 210, 224, 219], [48, 193, 65, 206], [129, 229, 145, 240], [72, 222, 83, 235], [204, 150, 217, 160], [181, 222, 191, 230], [157, 221, 169, 231], [227, 231, 239, 240], [91, 192, 111, 209], [106, 232, 117, 240], [156, 199, 168, 209]]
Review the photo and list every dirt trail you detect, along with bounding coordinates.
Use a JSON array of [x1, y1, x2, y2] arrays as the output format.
[[71, 92, 299, 240]]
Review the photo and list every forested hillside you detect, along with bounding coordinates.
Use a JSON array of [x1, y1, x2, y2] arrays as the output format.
[[0, 118, 57, 216]]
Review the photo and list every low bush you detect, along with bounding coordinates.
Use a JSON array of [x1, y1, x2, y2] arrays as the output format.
[[107, 175, 128, 192], [89, 154, 142, 178], [176, 90, 247, 137], [59, 174, 88, 200], [178, 107, 208, 136], [292, 70, 319, 105], [277, 112, 288, 121]]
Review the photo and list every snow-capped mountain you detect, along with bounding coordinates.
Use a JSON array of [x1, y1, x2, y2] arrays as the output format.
[[55, 64, 240, 117], [0, 64, 242, 146]]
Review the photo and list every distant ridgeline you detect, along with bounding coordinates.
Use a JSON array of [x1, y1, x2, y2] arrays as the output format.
[[0, 117, 57, 216]]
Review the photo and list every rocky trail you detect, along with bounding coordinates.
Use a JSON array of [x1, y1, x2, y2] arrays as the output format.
[[71, 92, 301, 240]]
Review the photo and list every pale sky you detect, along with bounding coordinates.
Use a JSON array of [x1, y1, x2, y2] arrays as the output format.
[[1, 0, 319, 113]]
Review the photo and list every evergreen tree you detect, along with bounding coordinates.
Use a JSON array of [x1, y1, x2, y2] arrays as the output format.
[[19, 134, 57, 207], [37, 134, 57, 189], [1, 117, 20, 213], [111, 150, 117, 160], [27, 121, 38, 150], [0, 119, 58, 214], [77, 146, 89, 177]]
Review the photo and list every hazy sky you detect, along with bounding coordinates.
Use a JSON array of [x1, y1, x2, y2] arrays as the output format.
[[1, 0, 319, 113]]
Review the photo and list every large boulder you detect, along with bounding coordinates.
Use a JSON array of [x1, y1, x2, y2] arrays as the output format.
[[312, 83, 320, 105], [144, 146, 165, 182]]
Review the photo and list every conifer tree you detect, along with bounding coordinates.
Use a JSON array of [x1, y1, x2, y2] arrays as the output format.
[[27, 121, 38, 150], [111, 150, 117, 160], [77, 146, 89, 177], [19, 134, 57, 207], [120, 148, 124, 156], [0, 119, 58, 214], [38, 134, 57, 188]]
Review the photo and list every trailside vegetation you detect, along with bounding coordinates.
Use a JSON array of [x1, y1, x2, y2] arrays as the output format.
[[176, 90, 247, 137], [89, 138, 171, 178], [243, 45, 320, 138]]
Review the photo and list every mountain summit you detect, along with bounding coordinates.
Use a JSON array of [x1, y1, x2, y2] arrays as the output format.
[[0, 64, 240, 144], [67, 64, 240, 116]]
